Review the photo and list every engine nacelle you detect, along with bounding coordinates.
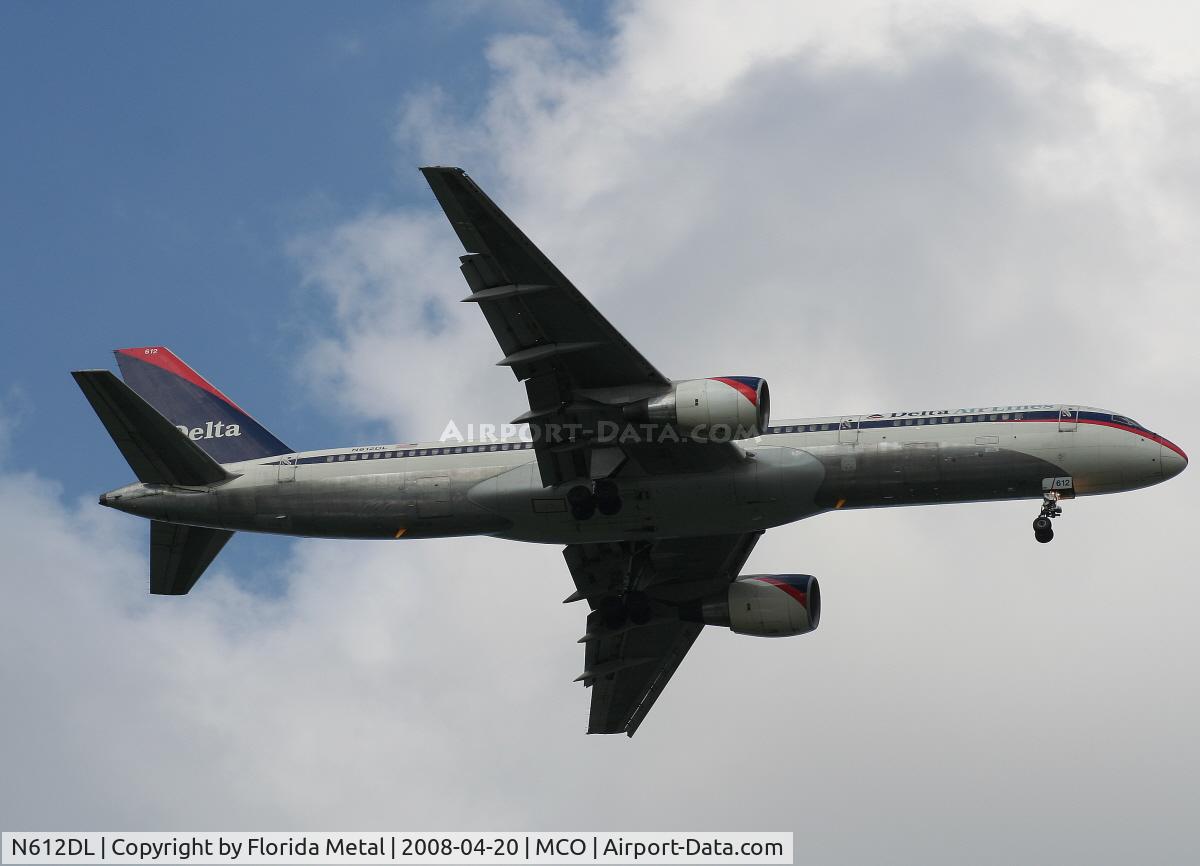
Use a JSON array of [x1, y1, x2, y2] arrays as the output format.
[[625, 377, 770, 441], [687, 574, 821, 637]]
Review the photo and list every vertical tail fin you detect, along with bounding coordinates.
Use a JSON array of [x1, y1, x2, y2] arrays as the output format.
[[114, 346, 292, 463]]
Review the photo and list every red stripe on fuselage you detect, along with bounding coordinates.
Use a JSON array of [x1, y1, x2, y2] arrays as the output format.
[[115, 347, 247, 412], [1005, 416, 1187, 459]]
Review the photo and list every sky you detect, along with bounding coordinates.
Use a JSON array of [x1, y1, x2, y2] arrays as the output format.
[[2, 1, 1199, 862]]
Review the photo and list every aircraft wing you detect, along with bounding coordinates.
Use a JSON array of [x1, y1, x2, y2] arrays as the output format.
[[565, 531, 762, 736], [420, 166, 672, 486]]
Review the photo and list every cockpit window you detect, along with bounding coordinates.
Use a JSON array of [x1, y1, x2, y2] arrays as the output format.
[[1112, 414, 1140, 428]]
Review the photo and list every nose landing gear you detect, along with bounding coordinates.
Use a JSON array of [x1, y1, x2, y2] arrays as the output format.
[[1033, 492, 1063, 543]]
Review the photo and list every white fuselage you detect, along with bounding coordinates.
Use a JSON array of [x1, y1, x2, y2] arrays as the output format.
[[102, 403, 1187, 544]]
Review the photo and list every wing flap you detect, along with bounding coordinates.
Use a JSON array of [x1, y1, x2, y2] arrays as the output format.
[[564, 532, 763, 736], [422, 167, 668, 389], [585, 617, 702, 735], [421, 168, 758, 486]]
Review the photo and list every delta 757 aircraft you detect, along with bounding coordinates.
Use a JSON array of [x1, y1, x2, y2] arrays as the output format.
[[74, 167, 1187, 736]]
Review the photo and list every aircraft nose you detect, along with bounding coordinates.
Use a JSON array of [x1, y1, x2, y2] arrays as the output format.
[[1161, 442, 1187, 480]]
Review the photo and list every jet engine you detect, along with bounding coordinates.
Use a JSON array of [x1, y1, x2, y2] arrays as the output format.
[[685, 574, 820, 637], [624, 377, 770, 441]]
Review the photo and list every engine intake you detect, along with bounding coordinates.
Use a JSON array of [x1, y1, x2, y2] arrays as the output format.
[[624, 377, 770, 441], [686, 574, 820, 637]]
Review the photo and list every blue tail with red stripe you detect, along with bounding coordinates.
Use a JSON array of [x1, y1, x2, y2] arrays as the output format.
[[114, 346, 292, 464]]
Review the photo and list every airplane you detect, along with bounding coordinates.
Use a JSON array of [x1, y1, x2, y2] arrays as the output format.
[[72, 166, 1188, 736]]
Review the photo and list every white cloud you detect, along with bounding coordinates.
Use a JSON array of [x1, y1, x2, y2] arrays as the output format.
[[309, 5, 1200, 425], [6, 2, 1200, 861]]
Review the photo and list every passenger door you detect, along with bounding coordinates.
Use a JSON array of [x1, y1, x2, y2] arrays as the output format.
[[838, 416, 860, 445], [1058, 406, 1079, 432]]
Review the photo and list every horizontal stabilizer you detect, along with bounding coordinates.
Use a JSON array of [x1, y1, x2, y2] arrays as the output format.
[[150, 520, 234, 595], [72, 370, 230, 486]]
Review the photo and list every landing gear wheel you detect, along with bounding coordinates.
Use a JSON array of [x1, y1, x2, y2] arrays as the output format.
[[593, 479, 623, 516], [567, 485, 596, 521], [1032, 493, 1063, 543]]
